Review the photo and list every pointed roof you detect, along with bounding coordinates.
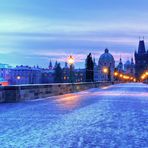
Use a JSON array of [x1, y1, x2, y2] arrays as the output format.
[[54, 61, 58, 69], [49, 60, 52, 67], [131, 57, 134, 64], [138, 40, 146, 54], [119, 58, 122, 64]]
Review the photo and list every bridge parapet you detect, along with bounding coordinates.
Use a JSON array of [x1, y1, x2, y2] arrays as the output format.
[[0, 82, 115, 103]]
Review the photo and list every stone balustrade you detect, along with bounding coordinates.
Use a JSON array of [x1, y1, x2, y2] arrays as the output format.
[[0, 81, 115, 103]]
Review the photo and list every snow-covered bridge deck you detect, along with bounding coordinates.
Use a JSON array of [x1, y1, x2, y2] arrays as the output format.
[[0, 83, 148, 147]]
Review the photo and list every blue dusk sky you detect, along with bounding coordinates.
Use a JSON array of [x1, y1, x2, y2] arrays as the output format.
[[0, 0, 148, 68]]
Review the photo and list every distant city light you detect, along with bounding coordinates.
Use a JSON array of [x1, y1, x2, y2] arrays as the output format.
[[119, 74, 123, 78], [140, 70, 148, 81], [17, 76, 21, 80]]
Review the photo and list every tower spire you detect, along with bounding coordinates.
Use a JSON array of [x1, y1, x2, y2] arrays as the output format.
[[49, 60, 53, 69], [138, 39, 146, 54]]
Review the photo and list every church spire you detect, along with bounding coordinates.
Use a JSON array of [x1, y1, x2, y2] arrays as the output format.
[[49, 60, 53, 69], [54, 61, 58, 69], [119, 55, 122, 64]]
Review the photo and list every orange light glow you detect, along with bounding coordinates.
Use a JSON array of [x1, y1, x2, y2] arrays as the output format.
[[0, 81, 9, 86], [114, 72, 118, 76], [130, 77, 133, 80], [141, 74, 146, 80], [55, 94, 83, 109], [140, 70, 148, 81], [103, 67, 108, 74], [119, 74, 123, 78], [123, 75, 129, 80]]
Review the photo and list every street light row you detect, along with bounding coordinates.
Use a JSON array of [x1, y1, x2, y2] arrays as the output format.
[[114, 71, 136, 82], [102, 67, 136, 82]]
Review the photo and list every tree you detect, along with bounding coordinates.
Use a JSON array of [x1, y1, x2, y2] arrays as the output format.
[[85, 53, 94, 82], [54, 63, 63, 83]]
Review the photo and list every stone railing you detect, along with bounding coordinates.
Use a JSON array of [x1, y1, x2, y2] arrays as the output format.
[[0, 81, 115, 103]]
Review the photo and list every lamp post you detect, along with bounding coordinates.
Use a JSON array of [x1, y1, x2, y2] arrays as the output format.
[[68, 55, 74, 83], [108, 66, 111, 82], [114, 68, 119, 82]]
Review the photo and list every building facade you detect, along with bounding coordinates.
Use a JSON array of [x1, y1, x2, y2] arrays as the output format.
[[117, 58, 124, 73], [9, 66, 42, 85], [0, 64, 11, 86], [124, 58, 135, 76], [74, 69, 86, 83], [62, 62, 86, 83]]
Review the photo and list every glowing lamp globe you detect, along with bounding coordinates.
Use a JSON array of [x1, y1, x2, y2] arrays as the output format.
[[114, 72, 118, 76], [17, 76, 21, 80], [103, 67, 108, 74], [68, 56, 74, 65]]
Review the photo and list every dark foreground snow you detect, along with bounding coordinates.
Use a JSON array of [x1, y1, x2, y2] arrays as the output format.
[[0, 83, 148, 148]]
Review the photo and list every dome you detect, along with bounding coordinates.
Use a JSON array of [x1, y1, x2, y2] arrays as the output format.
[[99, 49, 115, 65]]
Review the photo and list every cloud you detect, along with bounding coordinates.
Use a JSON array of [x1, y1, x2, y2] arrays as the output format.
[[0, 0, 148, 68]]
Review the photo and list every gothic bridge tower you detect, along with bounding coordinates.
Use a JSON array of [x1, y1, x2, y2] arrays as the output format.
[[135, 38, 148, 79]]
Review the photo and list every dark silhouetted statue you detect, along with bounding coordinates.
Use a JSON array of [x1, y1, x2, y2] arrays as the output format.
[[85, 53, 94, 82]]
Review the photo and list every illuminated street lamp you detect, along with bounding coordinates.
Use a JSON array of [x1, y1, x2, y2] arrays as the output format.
[[119, 74, 123, 78], [102, 67, 111, 81], [114, 68, 119, 82], [103, 67, 108, 74], [68, 55, 74, 83], [17, 76, 21, 80], [114, 72, 118, 77], [130, 77, 133, 80], [102, 67, 108, 81], [68, 56, 74, 65], [141, 74, 146, 80]]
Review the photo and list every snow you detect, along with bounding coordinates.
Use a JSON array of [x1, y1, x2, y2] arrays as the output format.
[[0, 83, 148, 148]]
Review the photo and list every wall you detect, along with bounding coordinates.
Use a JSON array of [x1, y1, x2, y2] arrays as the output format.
[[0, 82, 114, 103]]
